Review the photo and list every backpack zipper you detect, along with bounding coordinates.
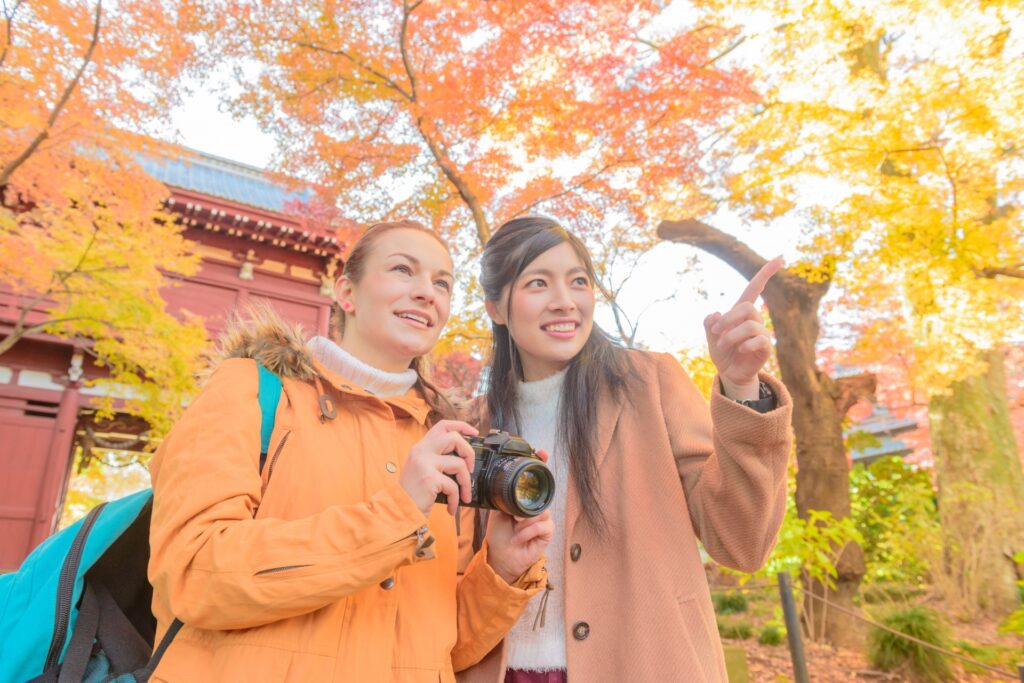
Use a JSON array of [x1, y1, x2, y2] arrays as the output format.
[[43, 502, 106, 673]]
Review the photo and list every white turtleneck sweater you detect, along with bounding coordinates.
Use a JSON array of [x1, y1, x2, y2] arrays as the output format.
[[306, 336, 418, 397], [505, 369, 568, 672]]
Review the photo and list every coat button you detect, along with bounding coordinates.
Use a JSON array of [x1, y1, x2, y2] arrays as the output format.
[[572, 622, 590, 640], [385, 462, 397, 473], [379, 576, 395, 590], [570, 544, 581, 562]]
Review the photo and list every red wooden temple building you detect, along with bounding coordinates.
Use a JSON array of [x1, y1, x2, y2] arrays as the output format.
[[0, 148, 345, 570]]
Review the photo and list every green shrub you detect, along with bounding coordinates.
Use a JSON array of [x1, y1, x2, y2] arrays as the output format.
[[757, 624, 786, 646], [860, 583, 925, 605], [849, 457, 941, 586], [954, 639, 1020, 674], [868, 606, 953, 682], [998, 551, 1024, 636], [712, 591, 748, 614], [717, 618, 753, 640]]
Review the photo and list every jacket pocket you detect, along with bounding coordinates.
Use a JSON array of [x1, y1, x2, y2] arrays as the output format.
[[675, 593, 723, 682]]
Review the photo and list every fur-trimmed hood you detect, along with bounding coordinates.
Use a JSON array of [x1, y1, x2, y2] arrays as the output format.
[[203, 303, 320, 383]]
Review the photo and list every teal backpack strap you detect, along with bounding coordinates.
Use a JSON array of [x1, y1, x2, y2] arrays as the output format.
[[257, 362, 282, 468]]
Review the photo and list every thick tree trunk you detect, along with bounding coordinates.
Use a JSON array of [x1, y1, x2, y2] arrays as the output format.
[[658, 219, 868, 647], [928, 348, 1024, 616]]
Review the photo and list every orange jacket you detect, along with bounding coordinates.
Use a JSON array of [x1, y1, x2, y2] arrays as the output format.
[[147, 316, 546, 682]]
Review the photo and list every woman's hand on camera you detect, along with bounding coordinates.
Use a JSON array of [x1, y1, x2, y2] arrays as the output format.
[[485, 447, 554, 584], [400, 420, 478, 516], [485, 510, 554, 585]]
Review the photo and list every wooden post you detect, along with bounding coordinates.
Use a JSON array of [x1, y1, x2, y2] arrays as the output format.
[[778, 572, 810, 683]]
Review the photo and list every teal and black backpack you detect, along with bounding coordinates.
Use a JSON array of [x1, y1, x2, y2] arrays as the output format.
[[0, 363, 282, 683]]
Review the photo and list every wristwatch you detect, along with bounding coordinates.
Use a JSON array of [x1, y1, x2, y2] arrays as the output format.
[[728, 380, 777, 414]]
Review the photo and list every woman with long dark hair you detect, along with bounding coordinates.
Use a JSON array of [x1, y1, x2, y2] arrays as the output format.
[[459, 217, 792, 682], [148, 221, 554, 682]]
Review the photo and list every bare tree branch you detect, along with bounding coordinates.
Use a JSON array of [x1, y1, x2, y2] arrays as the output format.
[[700, 35, 747, 69], [512, 156, 637, 218], [0, 0, 102, 186], [609, 298, 638, 348]]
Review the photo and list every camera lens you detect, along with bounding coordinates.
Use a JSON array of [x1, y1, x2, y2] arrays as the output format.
[[488, 457, 554, 517], [514, 468, 548, 513]]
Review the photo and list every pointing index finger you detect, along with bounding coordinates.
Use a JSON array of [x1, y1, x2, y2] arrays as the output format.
[[736, 256, 784, 306]]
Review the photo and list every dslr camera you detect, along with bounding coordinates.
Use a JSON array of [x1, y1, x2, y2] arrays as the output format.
[[436, 430, 555, 517]]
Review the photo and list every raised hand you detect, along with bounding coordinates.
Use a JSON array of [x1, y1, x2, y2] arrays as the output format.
[[400, 420, 478, 516], [704, 257, 783, 400]]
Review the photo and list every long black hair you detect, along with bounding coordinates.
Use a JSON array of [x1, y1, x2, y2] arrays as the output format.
[[480, 216, 631, 532]]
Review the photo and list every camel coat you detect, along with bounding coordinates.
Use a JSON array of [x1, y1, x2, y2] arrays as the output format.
[[457, 351, 793, 682]]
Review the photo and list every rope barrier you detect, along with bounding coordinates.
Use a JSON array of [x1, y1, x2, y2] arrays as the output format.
[[799, 589, 1019, 680], [713, 582, 777, 593]]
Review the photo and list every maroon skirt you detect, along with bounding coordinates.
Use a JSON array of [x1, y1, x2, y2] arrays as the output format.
[[504, 670, 567, 683]]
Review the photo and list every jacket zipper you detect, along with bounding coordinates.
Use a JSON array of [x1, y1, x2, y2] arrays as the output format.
[[266, 431, 291, 486], [43, 502, 106, 673], [254, 564, 314, 576], [253, 527, 432, 577]]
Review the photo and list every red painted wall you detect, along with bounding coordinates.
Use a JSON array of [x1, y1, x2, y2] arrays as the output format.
[[0, 183, 339, 569]]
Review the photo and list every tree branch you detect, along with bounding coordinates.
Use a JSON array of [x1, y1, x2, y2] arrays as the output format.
[[937, 147, 958, 235], [399, 0, 422, 100], [609, 298, 637, 348], [831, 372, 877, 416], [976, 264, 1024, 280], [0, 0, 102, 186], [512, 156, 637, 218], [286, 38, 412, 101], [418, 130, 491, 246], [657, 217, 831, 308], [700, 35, 747, 69], [395, 4, 490, 247], [657, 218, 770, 283], [1, 221, 102, 355], [0, 316, 106, 356], [0, 0, 25, 70]]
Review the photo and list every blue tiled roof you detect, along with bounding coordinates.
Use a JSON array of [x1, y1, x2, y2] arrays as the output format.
[[847, 404, 918, 462], [853, 406, 917, 436], [139, 150, 315, 214], [852, 438, 913, 462]]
